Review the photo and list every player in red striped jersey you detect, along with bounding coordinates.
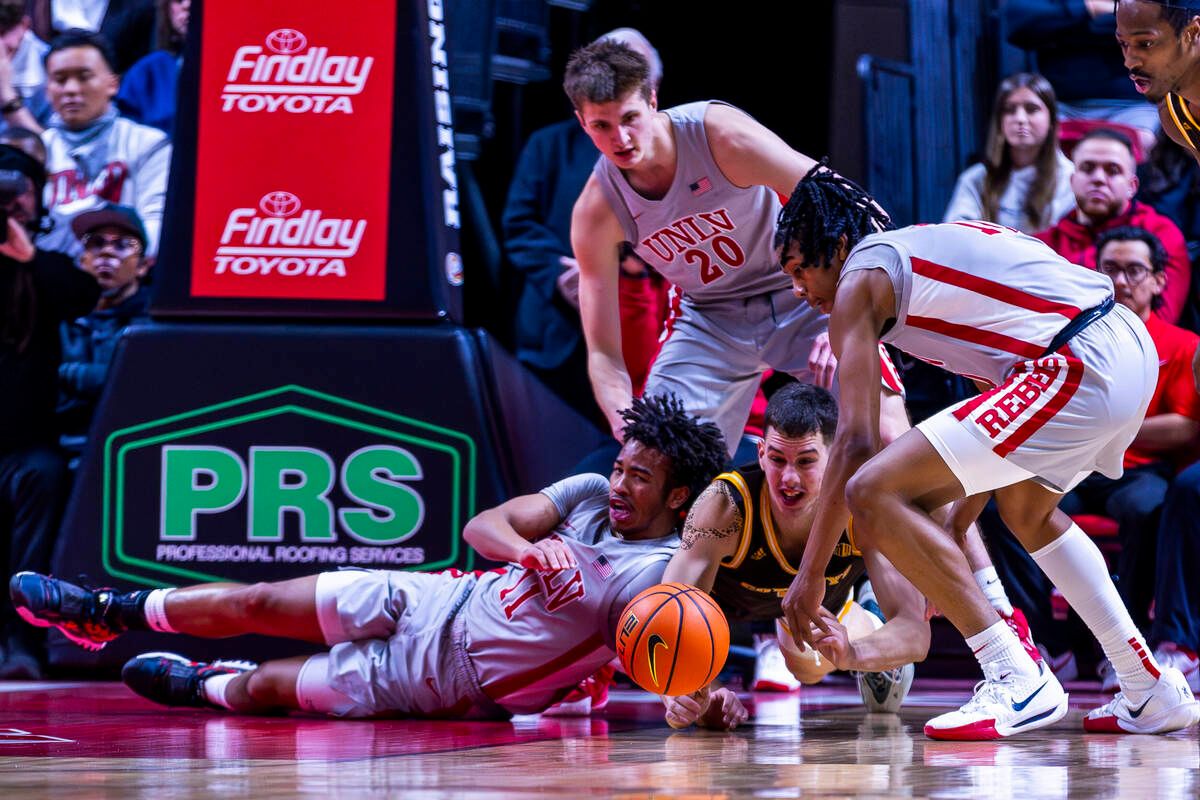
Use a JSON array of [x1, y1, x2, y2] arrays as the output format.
[[777, 166, 1200, 739]]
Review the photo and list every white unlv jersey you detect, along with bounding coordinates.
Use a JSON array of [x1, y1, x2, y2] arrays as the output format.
[[594, 101, 788, 303], [842, 222, 1115, 386], [463, 474, 676, 714]]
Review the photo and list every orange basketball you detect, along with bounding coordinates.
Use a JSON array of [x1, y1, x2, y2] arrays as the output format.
[[615, 582, 730, 696]]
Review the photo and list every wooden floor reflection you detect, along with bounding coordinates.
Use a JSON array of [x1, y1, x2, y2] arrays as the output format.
[[0, 680, 1195, 798]]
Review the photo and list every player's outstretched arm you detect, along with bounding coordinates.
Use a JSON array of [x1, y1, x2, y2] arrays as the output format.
[[571, 176, 634, 440], [463, 494, 574, 571], [662, 481, 744, 591], [783, 270, 892, 647], [703, 103, 819, 197]]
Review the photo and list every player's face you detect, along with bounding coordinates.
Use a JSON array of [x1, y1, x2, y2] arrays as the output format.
[[576, 89, 657, 169], [757, 428, 829, 515], [1098, 239, 1164, 318], [1116, 0, 1198, 104], [779, 242, 841, 315], [1000, 87, 1051, 151], [1070, 139, 1138, 220], [609, 440, 678, 537]]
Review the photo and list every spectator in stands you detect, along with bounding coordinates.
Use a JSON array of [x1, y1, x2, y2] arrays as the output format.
[[0, 0, 50, 134], [29, 0, 154, 74], [57, 203, 148, 460], [943, 72, 1075, 233], [1036, 128, 1190, 323], [1053, 227, 1200, 687], [0, 142, 98, 678], [40, 30, 170, 258], [502, 28, 667, 422], [0, 125, 45, 164], [116, 0, 186, 135], [1004, 0, 1160, 153]]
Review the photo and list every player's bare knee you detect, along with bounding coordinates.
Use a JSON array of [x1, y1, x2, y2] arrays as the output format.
[[242, 666, 285, 708], [996, 502, 1054, 540], [845, 469, 887, 526], [236, 582, 282, 621]]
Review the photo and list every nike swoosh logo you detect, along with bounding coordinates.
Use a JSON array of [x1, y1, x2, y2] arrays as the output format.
[[1126, 695, 1154, 718], [1012, 680, 1047, 711], [647, 633, 669, 687]]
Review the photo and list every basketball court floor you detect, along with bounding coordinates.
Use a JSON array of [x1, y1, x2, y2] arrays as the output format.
[[0, 677, 1194, 798]]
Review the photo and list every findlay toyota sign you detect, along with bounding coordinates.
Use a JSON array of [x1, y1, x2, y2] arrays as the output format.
[[100, 386, 477, 586]]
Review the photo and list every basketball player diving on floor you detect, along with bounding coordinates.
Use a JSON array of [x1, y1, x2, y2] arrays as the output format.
[[660, 383, 928, 730], [775, 166, 1200, 739], [10, 394, 739, 724]]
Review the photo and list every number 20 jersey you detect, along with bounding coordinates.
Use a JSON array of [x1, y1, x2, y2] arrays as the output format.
[[593, 100, 788, 304]]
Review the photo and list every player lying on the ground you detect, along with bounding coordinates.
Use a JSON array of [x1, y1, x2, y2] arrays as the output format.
[[660, 383, 928, 730], [776, 166, 1200, 739], [11, 394, 734, 723]]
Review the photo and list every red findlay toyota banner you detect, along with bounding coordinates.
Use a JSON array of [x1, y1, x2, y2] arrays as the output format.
[[190, 2, 395, 300]]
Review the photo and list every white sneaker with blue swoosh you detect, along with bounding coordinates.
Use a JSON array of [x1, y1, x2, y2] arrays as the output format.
[[923, 662, 1068, 740], [1083, 666, 1200, 734]]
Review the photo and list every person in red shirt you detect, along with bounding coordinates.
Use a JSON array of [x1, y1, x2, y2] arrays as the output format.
[[1058, 225, 1200, 688], [1035, 129, 1191, 324]]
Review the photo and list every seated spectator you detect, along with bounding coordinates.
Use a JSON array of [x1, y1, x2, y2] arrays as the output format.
[[57, 203, 149, 459], [1004, 0, 1159, 153], [0, 0, 50, 134], [1055, 227, 1200, 687], [1035, 129, 1190, 323], [502, 28, 667, 424], [0, 142, 98, 678], [116, 0, 186, 135], [38, 29, 170, 258], [29, 0, 154, 74], [0, 125, 46, 164], [943, 72, 1075, 233]]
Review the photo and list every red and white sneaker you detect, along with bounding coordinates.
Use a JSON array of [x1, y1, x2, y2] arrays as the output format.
[[542, 663, 614, 717], [750, 634, 801, 692], [1083, 666, 1200, 734], [1000, 607, 1042, 665], [924, 662, 1068, 740], [1152, 643, 1200, 692]]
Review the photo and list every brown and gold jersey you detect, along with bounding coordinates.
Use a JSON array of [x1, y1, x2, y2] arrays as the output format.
[[709, 463, 865, 622], [1165, 92, 1200, 156]]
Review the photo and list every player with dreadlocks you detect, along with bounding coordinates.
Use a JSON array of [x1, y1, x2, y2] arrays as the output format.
[[1116, 1, 1200, 165], [775, 165, 1200, 739], [11, 394, 739, 724]]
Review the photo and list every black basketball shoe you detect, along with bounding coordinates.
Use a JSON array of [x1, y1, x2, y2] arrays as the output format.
[[123, 652, 257, 709], [9, 571, 131, 651]]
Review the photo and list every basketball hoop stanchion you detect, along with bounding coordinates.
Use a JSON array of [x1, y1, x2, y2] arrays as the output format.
[[49, 0, 605, 672]]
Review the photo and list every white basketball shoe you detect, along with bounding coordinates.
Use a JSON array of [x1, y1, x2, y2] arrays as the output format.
[[924, 662, 1068, 740], [1082, 666, 1200, 734]]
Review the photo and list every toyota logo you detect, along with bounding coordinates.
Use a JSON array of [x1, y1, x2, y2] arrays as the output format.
[[259, 191, 302, 217], [265, 28, 307, 55]]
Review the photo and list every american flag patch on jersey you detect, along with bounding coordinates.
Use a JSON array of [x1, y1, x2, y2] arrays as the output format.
[[689, 177, 711, 196], [591, 554, 614, 580]]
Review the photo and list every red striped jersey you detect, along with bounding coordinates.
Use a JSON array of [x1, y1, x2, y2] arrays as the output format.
[[841, 222, 1113, 387]]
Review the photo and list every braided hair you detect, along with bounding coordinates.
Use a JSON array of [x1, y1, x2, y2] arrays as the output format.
[[619, 393, 727, 509], [774, 160, 893, 270]]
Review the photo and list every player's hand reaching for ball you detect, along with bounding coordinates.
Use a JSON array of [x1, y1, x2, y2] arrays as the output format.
[[517, 537, 577, 571], [663, 687, 747, 730], [782, 569, 829, 650], [807, 331, 838, 389], [810, 608, 853, 671]]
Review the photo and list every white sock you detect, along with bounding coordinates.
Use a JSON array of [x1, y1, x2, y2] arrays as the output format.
[[966, 620, 1040, 681], [202, 672, 238, 710], [1030, 523, 1160, 693], [974, 566, 1014, 616], [143, 589, 178, 633]]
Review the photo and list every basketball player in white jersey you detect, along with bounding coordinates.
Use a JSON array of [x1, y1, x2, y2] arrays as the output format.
[[10, 395, 743, 726], [1115, 1, 1200, 164], [564, 39, 1041, 684], [776, 166, 1200, 739]]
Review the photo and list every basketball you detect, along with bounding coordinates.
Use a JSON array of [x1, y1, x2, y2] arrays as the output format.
[[615, 582, 730, 696]]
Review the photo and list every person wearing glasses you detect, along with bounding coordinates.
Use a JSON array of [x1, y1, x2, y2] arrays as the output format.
[[57, 203, 148, 463], [1054, 225, 1200, 690]]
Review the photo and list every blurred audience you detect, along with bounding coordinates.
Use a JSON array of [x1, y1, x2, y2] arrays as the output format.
[[116, 0, 186, 135], [943, 72, 1075, 233], [0, 0, 50, 134], [30, 0, 154, 74], [1035, 128, 1190, 323], [1004, 0, 1159, 153], [0, 142, 97, 678], [57, 203, 148, 461], [39, 29, 170, 258], [0, 124, 45, 163]]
